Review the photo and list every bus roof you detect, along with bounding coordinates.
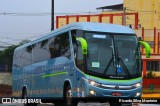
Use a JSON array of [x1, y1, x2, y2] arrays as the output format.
[[68, 22, 135, 34], [15, 22, 135, 51]]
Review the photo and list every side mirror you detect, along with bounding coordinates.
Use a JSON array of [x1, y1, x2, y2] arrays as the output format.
[[76, 37, 88, 54], [139, 41, 151, 58]]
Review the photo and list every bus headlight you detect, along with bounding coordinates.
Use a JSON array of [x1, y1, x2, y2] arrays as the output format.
[[89, 80, 100, 86], [82, 77, 100, 87], [132, 82, 142, 88], [89, 90, 96, 95], [135, 92, 141, 97]]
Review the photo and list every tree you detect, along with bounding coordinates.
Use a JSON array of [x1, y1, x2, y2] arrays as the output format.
[[0, 45, 19, 72], [0, 40, 30, 72]]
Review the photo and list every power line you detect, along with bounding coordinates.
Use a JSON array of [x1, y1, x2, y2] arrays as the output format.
[[0, 10, 158, 16], [0, 41, 14, 45], [0, 29, 50, 39], [0, 31, 50, 46], [0, 11, 100, 16]]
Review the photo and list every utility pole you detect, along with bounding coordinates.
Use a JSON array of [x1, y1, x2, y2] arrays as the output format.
[[123, 7, 126, 26], [51, 0, 54, 31]]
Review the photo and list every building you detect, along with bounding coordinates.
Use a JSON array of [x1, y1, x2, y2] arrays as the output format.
[[56, 0, 160, 78]]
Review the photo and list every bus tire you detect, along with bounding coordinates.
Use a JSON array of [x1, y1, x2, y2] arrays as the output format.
[[109, 101, 122, 106], [22, 88, 28, 106], [64, 85, 78, 106], [22, 88, 37, 106]]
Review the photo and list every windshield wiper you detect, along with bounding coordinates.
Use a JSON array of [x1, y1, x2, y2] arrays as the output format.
[[131, 44, 141, 73], [118, 57, 131, 77], [103, 57, 113, 74], [103, 36, 117, 74]]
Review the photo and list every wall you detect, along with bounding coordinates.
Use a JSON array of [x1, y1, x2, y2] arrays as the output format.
[[124, 0, 160, 29], [0, 72, 12, 86], [56, 13, 138, 29], [135, 29, 160, 54]]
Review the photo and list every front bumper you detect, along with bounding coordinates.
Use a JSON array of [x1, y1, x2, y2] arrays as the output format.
[[84, 83, 142, 98]]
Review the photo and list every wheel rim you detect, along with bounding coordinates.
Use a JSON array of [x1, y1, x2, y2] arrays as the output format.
[[66, 88, 72, 106]]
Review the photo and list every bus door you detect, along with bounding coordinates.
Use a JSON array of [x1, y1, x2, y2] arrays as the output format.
[[72, 40, 84, 97]]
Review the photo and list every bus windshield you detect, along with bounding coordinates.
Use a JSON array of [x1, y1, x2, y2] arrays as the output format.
[[85, 32, 141, 79]]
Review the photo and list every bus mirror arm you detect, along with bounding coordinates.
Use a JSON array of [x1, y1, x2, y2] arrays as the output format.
[[76, 37, 88, 55], [138, 41, 151, 58]]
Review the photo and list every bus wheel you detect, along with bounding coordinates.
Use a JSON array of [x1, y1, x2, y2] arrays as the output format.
[[22, 89, 37, 106], [109, 101, 122, 106], [22, 89, 28, 106], [64, 85, 78, 106]]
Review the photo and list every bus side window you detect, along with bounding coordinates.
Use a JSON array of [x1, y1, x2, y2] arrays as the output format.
[[49, 32, 71, 59], [49, 37, 61, 58], [59, 32, 71, 59]]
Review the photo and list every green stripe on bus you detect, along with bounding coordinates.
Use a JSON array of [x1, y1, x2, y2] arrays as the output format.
[[41, 71, 67, 78], [76, 69, 141, 82], [88, 75, 142, 82]]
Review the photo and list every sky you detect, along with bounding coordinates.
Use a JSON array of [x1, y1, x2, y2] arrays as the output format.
[[0, 0, 122, 48]]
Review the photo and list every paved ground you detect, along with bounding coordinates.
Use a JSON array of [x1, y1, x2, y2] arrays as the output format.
[[0, 93, 159, 106], [0, 102, 159, 106]]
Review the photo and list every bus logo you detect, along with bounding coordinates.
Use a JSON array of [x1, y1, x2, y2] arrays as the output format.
[[115, 85, 119, 89]]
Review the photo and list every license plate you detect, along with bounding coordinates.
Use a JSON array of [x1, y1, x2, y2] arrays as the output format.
[[112, 92, 122, 96]]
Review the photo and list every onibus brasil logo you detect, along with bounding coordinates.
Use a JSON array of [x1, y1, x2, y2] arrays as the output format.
[[1, 98, 42, 104]]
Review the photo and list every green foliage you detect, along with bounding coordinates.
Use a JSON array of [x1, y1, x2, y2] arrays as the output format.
[[0, 44, 20, 72], [0, 40, 30, 72]]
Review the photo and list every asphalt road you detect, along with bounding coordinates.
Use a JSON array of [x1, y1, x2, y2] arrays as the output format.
[[39, 103, 110, 106], [0, 103, 110, 106], [0, 103, 160, 106]]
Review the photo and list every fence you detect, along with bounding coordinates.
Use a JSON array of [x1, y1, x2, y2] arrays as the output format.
[[142, 78, 160, 94], [143, 84, 160, 94], [56, 13, 138, 29], [0, 72, 12, 86]]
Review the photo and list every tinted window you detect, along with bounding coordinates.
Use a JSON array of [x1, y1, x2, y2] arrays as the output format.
[[13, 46, 33, 67], [32, 42, 50, 63], [13, 32, 71, 67], [49, 32, 71, 59]]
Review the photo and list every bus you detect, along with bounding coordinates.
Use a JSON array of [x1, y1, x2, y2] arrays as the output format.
[[12, 22, 151, 106]]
